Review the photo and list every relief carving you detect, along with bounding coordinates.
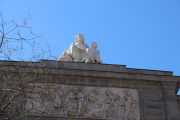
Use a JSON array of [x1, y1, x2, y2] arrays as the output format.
[[64, 88, 78, 116], [26, 84, 140, 120], [77, 88, 88, 117], [54, 87, 62, 108]]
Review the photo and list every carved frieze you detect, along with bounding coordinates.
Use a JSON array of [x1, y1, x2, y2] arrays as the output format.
[[25, 84, 140, 120]]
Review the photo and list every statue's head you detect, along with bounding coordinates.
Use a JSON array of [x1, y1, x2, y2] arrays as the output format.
[[94, 89, 100, 95], [73, 88, 78, 94], [79, 87, 84, 92], [91, 42, 98, 49], [115, 95, 120, 100], [126, 90, 131, 95], [106, 90, 112, 96], [75, 34, 84, 43]]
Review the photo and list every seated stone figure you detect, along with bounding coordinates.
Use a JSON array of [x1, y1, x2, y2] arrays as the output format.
[[57, 49, 72, 61], [57, 34, 102, 63], [66, 34, 93, 63], [91, 42, 103, 63]]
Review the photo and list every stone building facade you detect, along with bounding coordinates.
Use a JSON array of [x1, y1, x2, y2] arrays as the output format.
[[0, 60, 180, 120]]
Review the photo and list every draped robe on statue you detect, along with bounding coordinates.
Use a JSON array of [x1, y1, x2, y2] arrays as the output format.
[[67, 43, 94, 62]]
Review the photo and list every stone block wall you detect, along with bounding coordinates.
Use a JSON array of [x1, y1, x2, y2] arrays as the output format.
[[0, 61, 179, 120]]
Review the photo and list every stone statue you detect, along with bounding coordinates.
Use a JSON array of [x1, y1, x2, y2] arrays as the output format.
[[91, 42, 102, 63], [77, 88, 88, 117], [105, 90, 119, 119], [85, 89, 101, 117], [114, 95, 124, 119], [54, 87, 62, 108], [124, 90, 137, 120], [87, 89, 100, 108], [57, 49, 72, 61], [41, 87, 53, 114], [57, 34, 102, 63], [64, 88, 78, 116]]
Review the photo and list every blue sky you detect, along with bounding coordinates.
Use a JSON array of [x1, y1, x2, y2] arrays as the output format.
[[0, 1, 180, 77]]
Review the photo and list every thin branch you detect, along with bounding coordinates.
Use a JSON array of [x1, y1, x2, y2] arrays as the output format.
[[4, 25, 18, 36]]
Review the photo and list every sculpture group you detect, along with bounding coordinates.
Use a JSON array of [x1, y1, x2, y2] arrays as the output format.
[[26, 85, 139, 120], [57, 34, 102, 63]]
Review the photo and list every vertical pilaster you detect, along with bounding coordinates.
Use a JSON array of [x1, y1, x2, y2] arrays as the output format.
[[138, 89, 146, 120], [161, 82, 180, 120]]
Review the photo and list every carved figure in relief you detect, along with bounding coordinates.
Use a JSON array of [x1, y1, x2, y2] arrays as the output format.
[[84, 89, 101, 118], [26, 93, 42, 114], [124, 90, 137, 120], [41, 87, 53, 114], [84, 100, 112, 118], [64, 88, 78, 116], [54, 87, 62, 108], [77, 88, 88, 117], [114, 95, 124, 119], [105, 90, 119, 119], [25, 85, 140, 119], [91, 42, 102, 63], [87, 89, 100, 109], [57, 49, 72, 61]]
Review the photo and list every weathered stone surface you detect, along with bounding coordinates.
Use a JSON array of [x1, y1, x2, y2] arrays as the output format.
[[25, 84, 140, 120], [0, 60, 179, 120], [144, 95, 161, 102], [145, 102, 163, 109], [146, 117, 164, 120], [144, 90, 161, 96], [138, 89, 146, 120], [120, 79, 131, 88], [146, 109, 163, 117], [161, 82, 177, 90], [165, 102, 179, 109], [166, 109, 179, 116], [0, 60, 174, 76], [131, 81, 145, 89], [143, 82, 160, 90], [177, 95, 180, 104]]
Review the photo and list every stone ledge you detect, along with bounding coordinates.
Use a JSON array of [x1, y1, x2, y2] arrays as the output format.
[[0, 60, 173, 76], [0, 65, 179, 82]]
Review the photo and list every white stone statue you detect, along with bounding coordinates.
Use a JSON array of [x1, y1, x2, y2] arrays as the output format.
[[57, 34, 102, 63], [57, 49, 72, 61], [91, 42, 102, 63]]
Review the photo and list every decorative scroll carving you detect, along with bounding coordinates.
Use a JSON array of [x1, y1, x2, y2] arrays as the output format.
[[26, 84, 140, 120]]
